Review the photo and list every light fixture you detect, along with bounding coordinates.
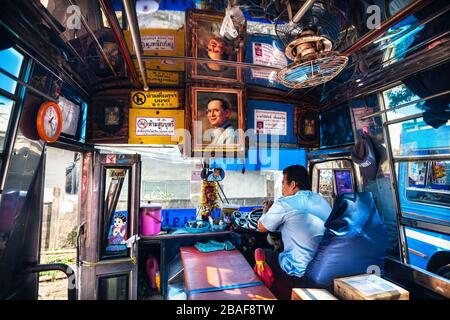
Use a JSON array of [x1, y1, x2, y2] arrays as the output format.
[[136, 0, 160, 14]]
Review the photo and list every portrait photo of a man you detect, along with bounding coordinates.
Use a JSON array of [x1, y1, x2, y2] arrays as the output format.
[[191, 87, 245, 154], [188, 11, 243, 82], [206, 98, 236, 144], [256, 121, 264, 133]]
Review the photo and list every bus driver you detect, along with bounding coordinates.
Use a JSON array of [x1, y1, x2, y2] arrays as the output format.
[[257, 165, 332, 299]]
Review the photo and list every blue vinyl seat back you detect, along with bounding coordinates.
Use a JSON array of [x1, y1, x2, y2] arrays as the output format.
[[303, 192, 388, 290]]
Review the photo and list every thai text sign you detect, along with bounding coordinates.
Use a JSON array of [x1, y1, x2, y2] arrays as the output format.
[[147, 70, 179, 85], [125, 29, 184, 71], [131, 90, 179, 109], [141, 35, 175, 51], [251, 42, 287, 79], [135, 117, 176, 136], [254, 109, 287, 135]]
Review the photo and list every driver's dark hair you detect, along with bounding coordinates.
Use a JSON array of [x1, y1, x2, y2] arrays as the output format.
[[282, 165, 311, 191], [207, 98, 230, 111]]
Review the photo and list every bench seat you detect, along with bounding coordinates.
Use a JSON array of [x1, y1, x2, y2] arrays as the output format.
[[180, 246, 276, 300]]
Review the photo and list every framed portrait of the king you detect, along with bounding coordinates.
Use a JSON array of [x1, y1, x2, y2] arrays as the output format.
[[187, 86, 245, 157], [186, 10, 244, 83]]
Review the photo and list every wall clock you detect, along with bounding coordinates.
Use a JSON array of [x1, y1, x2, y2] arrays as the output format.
[[36, 101, 63, 142]]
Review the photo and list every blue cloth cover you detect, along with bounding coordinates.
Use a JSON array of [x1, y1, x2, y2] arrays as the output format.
[[194, 240, 236, 252], [303, 192, 388, 289]]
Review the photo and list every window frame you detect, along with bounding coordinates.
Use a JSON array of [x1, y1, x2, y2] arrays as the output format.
[[0, 46, 29, 193], [402, 161, 450, 210]]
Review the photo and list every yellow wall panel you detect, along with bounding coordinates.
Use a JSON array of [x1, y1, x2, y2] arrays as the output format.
[[125, 29, 185, 71], [131, 90, 180, 109], [128, 108, 185, 145]]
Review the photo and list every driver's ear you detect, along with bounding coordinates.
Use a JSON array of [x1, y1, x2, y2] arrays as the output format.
[[290, 181, 297, 190]]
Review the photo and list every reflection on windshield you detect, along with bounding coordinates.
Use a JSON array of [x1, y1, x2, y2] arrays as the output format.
[[378, 16, 424, 67]]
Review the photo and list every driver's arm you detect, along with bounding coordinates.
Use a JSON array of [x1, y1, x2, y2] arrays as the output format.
[[258, 200, 285, 233], [258, 220, 269, 233]]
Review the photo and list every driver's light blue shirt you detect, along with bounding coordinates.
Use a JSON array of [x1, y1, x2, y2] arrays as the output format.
[[259, 190, 332, 277]]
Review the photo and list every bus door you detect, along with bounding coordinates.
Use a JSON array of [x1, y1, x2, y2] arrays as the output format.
[[310, 158, 358, 207], [78, 152, 141, 300]]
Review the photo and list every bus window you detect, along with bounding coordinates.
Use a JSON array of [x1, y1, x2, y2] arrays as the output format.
[[405, 161, 450, 207], [0, 96, 14, 153], [0, 48, 24, 94], [136, 9, 185, 30], [383, 84, 450, 156], [0, 48, 24, 184], [383, 83, 450, 276]]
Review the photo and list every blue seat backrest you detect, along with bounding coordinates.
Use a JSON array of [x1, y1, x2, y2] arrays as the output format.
[[303, 192, 388, 290]]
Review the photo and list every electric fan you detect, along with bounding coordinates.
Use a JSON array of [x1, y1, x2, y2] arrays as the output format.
[[275, 0, 349, 89]]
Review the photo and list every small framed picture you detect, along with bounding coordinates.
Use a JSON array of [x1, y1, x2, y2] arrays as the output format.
[[94, 100, 125, 135], [105, 106, 120, 126], [295, 108, 320, 147], [188, 86, 246, 157], [186, 10, 244, 83]]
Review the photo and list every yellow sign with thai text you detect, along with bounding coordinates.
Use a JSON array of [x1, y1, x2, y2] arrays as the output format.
[[131, 90, 179, 109], [128, 109, 185, 145], [125, 29, 185, 71], [147, 70, 180, 85]]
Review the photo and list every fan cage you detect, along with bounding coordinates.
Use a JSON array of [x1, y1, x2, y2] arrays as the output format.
[[275, 0, 347, 50], [276, 54, 349, 89]]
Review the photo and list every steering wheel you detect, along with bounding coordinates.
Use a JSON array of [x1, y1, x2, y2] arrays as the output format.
[[233, 208, 263, 231]]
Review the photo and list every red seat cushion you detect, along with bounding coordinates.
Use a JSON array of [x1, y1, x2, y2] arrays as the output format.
[[180, 246, 276, 300]]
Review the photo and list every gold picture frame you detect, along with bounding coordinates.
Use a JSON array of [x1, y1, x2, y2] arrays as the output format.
[[187, 86, 246, 157], [186, 10, 244, 83]]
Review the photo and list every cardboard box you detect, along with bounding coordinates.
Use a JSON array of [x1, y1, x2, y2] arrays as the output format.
[[334, 274, 409, 300], [292, 288, 337, 300]]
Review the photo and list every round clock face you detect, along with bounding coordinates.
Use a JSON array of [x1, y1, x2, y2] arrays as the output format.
[[37, 101, 63, 142]]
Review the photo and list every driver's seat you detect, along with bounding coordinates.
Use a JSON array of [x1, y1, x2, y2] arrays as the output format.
[[302, 192, 388, 291]]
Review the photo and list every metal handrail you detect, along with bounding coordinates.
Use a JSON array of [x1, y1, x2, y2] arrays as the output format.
[[122, 0, 148, 90], [99, 0, 140, 88], [360, 90, 450, 120], [393, 154, 450, 162], [27, 263, 77, 300]]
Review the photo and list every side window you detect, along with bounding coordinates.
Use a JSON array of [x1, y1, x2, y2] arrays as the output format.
[[0, 96, 14, 153], [0, 48, 24, 182], [406, 161, 450, 207], [383, 83, 450, 214], [0, 48, 24, 94]]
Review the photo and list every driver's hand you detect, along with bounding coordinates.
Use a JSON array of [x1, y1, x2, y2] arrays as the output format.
[[263, 199, 274, 214]]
